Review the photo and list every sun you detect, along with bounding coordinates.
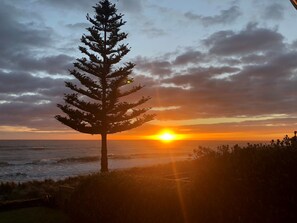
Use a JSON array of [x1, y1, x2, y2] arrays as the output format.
[[159, 132, 175, 141], [157, 130, 177, 142], [146, 129, 185, 142]]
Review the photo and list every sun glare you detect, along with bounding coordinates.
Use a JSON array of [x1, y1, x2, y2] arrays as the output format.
[[146, 129, 185, 142], [159, 132, 175, 141], [155, 130, 180, 142]]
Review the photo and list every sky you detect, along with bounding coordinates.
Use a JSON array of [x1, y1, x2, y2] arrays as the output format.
[[0, 0, 296, 141]]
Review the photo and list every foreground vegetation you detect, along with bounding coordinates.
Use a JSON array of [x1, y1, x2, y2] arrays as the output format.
[[63, 134, 297, 223], [0, 207, 69, 223], [1, 134, 297, 222]]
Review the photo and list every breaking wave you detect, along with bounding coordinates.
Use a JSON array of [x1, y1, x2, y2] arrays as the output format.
[[1, 152, 188, 167], [0, 162, 10, 167]]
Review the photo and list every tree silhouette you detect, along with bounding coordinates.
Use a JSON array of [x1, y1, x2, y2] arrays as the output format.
[[56, 0, 155, 172]]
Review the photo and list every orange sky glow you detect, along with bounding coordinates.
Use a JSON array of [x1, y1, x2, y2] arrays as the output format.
[[0, 118, 294, 141]]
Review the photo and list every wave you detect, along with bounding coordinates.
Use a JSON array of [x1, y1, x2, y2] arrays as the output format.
[[0, 162, 10, 167], [31, 159, 59, 165], [57, 156, 100, 164], [0, 147, 49, 151], [1, 152, 189, 167], [2, 172, 28, 177], [30, 147, 48, 151], [27, 156, 101, 165]]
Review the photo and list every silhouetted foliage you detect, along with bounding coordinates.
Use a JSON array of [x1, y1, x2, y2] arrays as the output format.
[[65, 133, 297, 223], [190, 132, 297, 222], [56, 0, 154, 172]]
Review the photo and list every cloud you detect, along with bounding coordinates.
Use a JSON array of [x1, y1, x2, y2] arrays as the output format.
[[1, 6, 295, 131], [134, 56, 173, 76], [0, 101, 61, 130], [37, 0, 97, 10], [140, 27, 167, 38], [15, 54, 74, 75], [173, 50, 205, 66], [117, 0, 144, 13], [0, 3, 53, 59], [132, 26, 297, 121], [65, 22, 89, 29], [0, 2, 74, 76], [37, 0, 143, 14], [185, 5, 241, 26], [204, 23, 284, 56], [0, 4, 73, 85], [0, 70, 67, 129], [0, 0, 295, 137], [262, 3, 284, 20], [0, 71, 60, 94]]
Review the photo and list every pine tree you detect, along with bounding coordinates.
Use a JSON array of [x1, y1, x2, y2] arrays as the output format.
[[56, 0, 155, 172]]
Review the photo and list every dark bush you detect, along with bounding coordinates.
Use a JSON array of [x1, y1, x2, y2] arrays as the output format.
[[65, 133, 297, 223]]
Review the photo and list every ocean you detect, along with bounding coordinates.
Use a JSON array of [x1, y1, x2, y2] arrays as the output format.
[[0, 140, 258, 182]]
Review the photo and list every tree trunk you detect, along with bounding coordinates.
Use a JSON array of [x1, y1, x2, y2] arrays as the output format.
[[101, 133, 108, 172]]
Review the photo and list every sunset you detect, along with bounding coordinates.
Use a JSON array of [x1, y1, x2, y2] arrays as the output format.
[[0, 0, 297, 222], [0, 0, 296, 141]]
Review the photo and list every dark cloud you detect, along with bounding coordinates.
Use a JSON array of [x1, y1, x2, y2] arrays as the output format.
[[0, 1, 75, 131], [291, 40, 297, 49], [0, 3, 53, 58], [134, 56, 172, 76], [163, 66, 240, 86], [156, 50, 297, 119], [37, 0, 143, 14], [132, 26, 297, 120], [204, 23, 284, 56], [0, 70, 64, 94], [240, 54, 267, 64], [0, 2, 74, 76], [218, 58, 241, 66], [173, 50, 205, 66], [137, 19, 168, 38], [140, 27, 167, 38], [185, 6, 241, 26], [65, 22, 89, 29], [262, 3, 284, 20], [0, 101, 61, 130], [0, 70, 67, 129], [15, 54, 74, 75], [37, 0, 96, 10], [117, 0, 144, 13]]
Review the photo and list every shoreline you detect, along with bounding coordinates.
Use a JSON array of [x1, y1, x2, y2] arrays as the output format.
[[0, 156, 191, 183], [0, 160, 193, 202], [0, 139, 269, 183]]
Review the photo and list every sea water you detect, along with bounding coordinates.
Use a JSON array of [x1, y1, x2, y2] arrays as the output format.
[[0, 140, 256, 182]]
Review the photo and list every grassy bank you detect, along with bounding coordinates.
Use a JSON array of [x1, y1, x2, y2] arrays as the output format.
[[0, 176, 85, 202], [0, 207, 70, 223]]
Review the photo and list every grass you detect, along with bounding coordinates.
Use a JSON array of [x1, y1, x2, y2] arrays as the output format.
[[0, 176, 86, 201], [0, 207, 70, 223]]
